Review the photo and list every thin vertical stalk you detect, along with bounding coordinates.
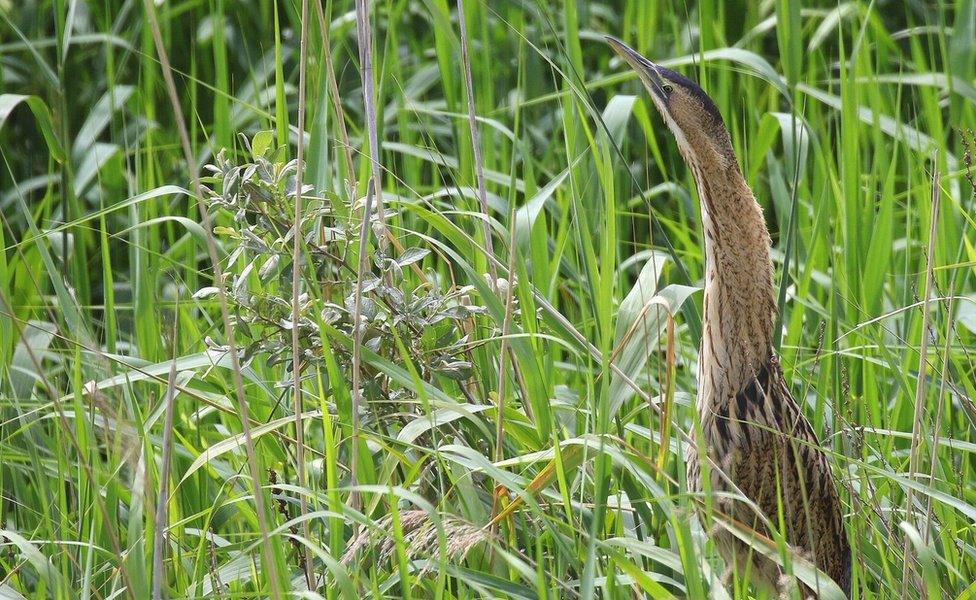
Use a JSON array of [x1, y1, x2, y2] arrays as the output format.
[[141, 2, 283, 596], [151, 359, 178, 599], [657, 316, 676, 473], [290, 0, 315, 589], [901, 162, 940, 595], [355, 0, 385, 228], [456, 0, 496, 281], [313, 0, 356, 197], [489, 205, 519, 529], [456, 0, 510, 522], [349, 181, 374, 514], [318, 0, 424, 284], [923, 294, 953, 544], [350, 0, 387, 515]]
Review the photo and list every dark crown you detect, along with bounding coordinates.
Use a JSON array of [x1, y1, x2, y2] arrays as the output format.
[[657, 66, 724, 126]]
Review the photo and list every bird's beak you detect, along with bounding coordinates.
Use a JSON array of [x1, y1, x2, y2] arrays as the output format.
[[605, 36, 668, 100]]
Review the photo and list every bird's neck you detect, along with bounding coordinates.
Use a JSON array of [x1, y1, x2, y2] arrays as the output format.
[[690, 158, 777, 403]]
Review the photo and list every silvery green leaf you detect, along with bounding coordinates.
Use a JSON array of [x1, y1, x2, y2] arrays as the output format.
[[242, 229, 269, 252], [396, 247, 430, 267], [361, 298, 378, 321], [437, 304, 487, 320], [241, 164, 256, 183], [267, 295, 291, 309], [258, 254, 280, 280], [232, 260, 256, 299], [203, 336, 228, 351], [380, 285, 404, 306], [411, 294, 440, 314], [192, 287, 220, 299], [608, 278, 701, 417], [361, 276, 381, 293], [225, 245, 245, 266], [9, 320, 57, 401], [256, 159, 274, 183], [433, 359, 473, 381], [321, 304, 344, 324], [609, 253, 685, 416], [224, 168, 239, 196], [320, 227, 345, 243]]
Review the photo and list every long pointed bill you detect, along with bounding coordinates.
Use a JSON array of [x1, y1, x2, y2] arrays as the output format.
[[605, 36, 668, 100], [605, 36, 699, 168]]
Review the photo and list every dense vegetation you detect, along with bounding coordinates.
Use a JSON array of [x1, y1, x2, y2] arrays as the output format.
[[2, 0, 975, 597]]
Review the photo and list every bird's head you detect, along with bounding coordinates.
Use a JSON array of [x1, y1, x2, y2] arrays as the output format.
[[606, 36, 734, 169]]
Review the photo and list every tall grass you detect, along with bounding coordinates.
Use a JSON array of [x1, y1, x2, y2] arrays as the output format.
[[1, 0, 975, 598]]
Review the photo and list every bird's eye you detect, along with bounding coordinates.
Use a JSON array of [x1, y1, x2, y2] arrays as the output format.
[[662, 83, 674, 94]]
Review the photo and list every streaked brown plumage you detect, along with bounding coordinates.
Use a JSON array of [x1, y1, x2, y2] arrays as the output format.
[[607, 37, 851, 598]]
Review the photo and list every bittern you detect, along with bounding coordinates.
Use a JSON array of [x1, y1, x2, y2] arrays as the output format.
[[607, 37, 851, 597]]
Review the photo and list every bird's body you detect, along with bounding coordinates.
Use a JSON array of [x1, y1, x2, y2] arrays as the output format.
[[686, 357, 852, 598], [607, 37, 851, 597]]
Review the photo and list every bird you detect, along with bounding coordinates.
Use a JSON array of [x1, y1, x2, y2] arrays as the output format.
[[606, 36, 851, 598]]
